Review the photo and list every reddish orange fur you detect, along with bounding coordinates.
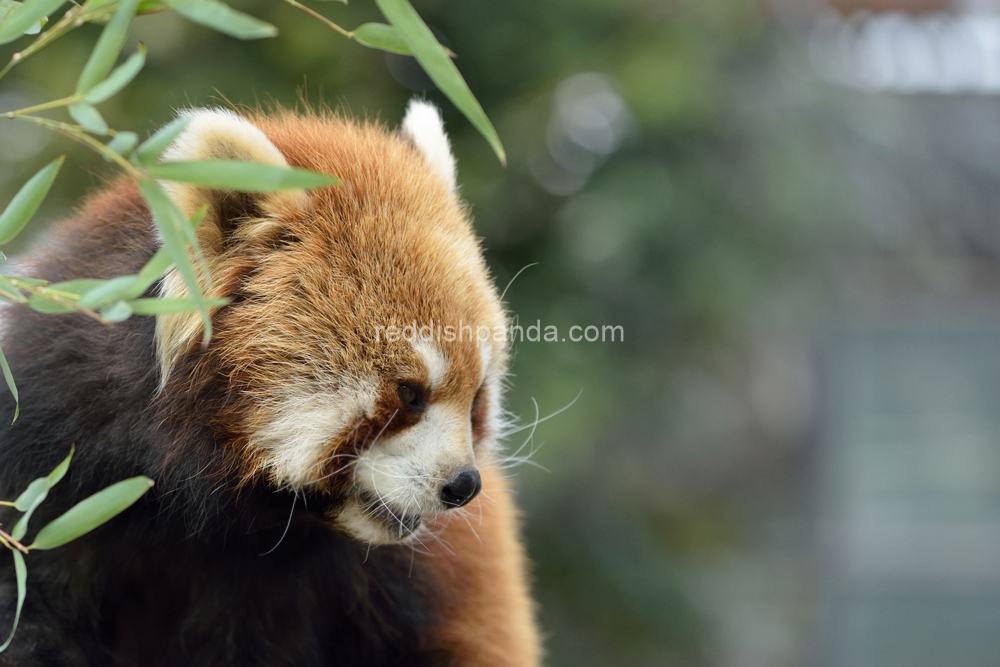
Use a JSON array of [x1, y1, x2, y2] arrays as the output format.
[[424, 464, 541, 666], [153, 110, 541, 664]]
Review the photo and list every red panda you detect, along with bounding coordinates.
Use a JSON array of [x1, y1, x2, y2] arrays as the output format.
[[0, 101, 541, 667]]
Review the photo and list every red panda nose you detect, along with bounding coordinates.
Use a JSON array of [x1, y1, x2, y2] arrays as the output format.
[[440, 469, 482, 508]]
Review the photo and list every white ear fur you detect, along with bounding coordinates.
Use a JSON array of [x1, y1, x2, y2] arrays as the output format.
[[401, 99, 457, 194], [161, 108, 300, 219]]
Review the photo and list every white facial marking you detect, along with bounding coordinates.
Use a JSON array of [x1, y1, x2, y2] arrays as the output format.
[[252, 378, 379, 488], [400, 99, 457, 194], [479, 340, 492, 384], [480, 373, 504, 452], [353, 403, 474, 517], [413, 339, 448, 390], [335, 498, 399, 545]]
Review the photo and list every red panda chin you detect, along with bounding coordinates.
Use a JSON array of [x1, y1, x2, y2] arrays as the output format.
[[332, 492, 426, 545]]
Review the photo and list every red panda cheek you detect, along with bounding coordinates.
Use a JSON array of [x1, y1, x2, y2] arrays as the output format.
[[245, 377, 379, 488]]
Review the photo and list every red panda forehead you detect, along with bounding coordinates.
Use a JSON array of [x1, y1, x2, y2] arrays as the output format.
[[207, 112, 508, 397], [252, 112, 447, 209]]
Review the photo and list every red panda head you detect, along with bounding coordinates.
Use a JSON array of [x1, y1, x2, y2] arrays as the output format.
[[155, 102, 507, 545]]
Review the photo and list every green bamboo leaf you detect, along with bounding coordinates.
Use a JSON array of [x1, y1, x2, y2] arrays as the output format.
[[112, 204, 206, 303], [27, 278, 104, 313], [0, 0, 65, 45], [0, 550, 26, 652], [105, 131, 138, 159], [136, 0, 165, 15], [83, 45, 146, 104], [13, 480, 47, 514], [83, 0, 118, 11], [164, 0, 275, 39], [128, 295, 227, 315], [135, 117, 188, 165], [29, 476, 153, 550], [352, 23, 412, 55], [147, 160, 338, 191], [23, 16, 44, 35], [11, 448, 72, 541], [375, 0, 505, 164], [99, 300, 132, 322], [136, 248, 171, 284], [0, 156, 64, 245], [0, 341, 17, 422], [69, 103, 109, 135], [6, 276, 44, 287], [0, 276, 24, 303], [46, 446, 73, 486], [10, 486, 42, 541], [137, 180, 212, 341], [76, 0, 140, 94], [77, 275, 139, 309]]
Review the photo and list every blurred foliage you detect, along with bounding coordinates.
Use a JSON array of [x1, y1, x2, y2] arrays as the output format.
[[0, 0, 864, 665]]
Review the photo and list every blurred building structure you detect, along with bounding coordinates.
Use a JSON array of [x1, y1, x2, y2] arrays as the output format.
[[727, 1, 1000, 666]]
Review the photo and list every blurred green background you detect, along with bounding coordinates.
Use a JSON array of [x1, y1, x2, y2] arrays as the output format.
[[7, 1, 1000, 665]]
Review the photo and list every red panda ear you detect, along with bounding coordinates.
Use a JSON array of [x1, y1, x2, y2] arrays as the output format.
[[400, 99, 458, 194], [154, 109, 309, 386], [159, 108, 309, 253]]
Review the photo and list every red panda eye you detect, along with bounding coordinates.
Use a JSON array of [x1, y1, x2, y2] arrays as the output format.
[[397, 382, 426, 413]]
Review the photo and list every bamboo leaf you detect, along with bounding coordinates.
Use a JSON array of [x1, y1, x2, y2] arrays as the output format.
[[0, 342, 17, 423], [114, 206, 206, 302], [0, 0, 66, 45], [128, 295, 227, 315], [45, 446, 72, 486], [134, 248, 172, 289], [135, 117, 188, 165], [77, 275, 139, 309], [105, 131, 138, 159], [68, 103, 108, 135], [0, 276, 25, 303], [352, 23, 412, 55], [0, 156, 64, 245], [164, 0, 276, 39], [23, 16, 44, 35], [11, 449, 74, 541], [147, 160, 338, 191], [46, 220, 206, 313], [29, 476, 153, 550], [84, 45, 145, 104], [137, 180, 212, 341], [7, 277, 45, 286], [0, 550, 26, 652], [13, 480, 47, 514], [375, 0, 505, 164], [27, 278, 104, 313], [136, 0, 165, 15], [76, 0, 140, 94], [99, 300, 132, 321]]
